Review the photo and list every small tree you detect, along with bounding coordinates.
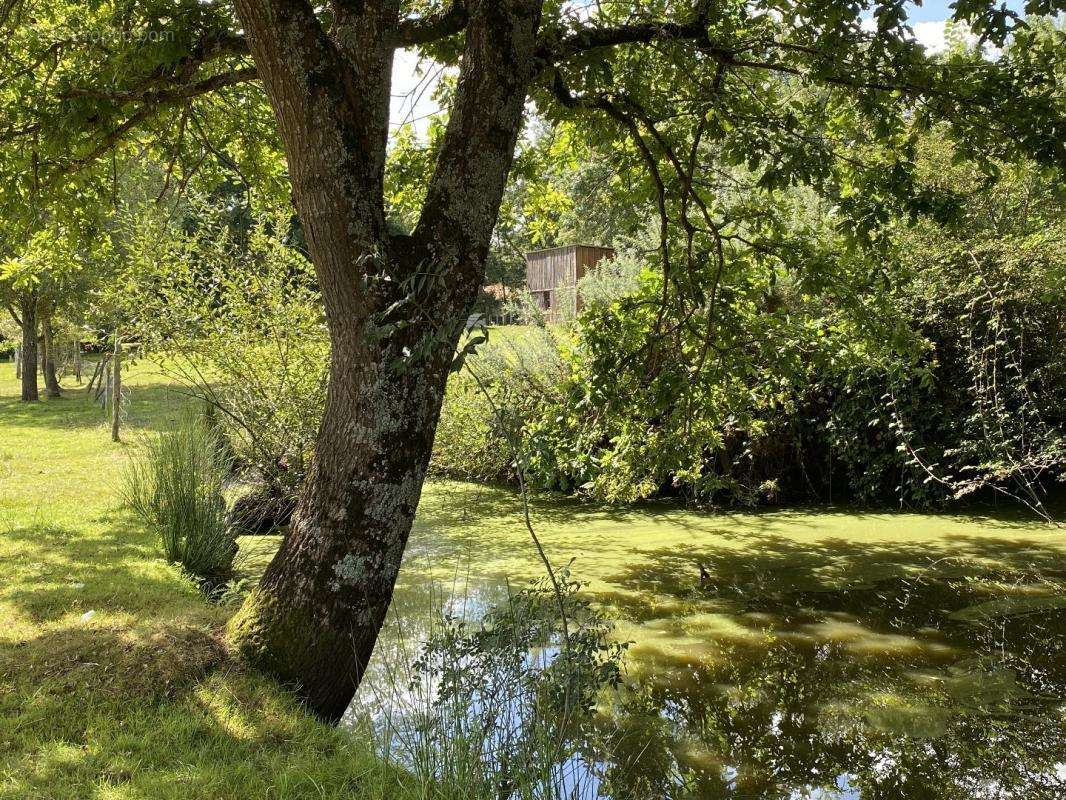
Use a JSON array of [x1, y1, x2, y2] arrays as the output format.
[[0, 282, 39, 401], [1, 225, 104, 401], [125, 198, 329, 520]]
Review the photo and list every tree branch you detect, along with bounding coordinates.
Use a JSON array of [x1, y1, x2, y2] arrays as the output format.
[[539, 17, 711, 63], [536, 11, 943, 102], [56, 28, 250, 103], [60, 66, 258, 104], [59, 107, 156, 176], [0, 119, 41, 144], [0, 0, 22, 29], [44, 65, 258, 178], [392, 1, 468, 46]]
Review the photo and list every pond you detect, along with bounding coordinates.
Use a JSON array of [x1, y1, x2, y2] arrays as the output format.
[[241, 481, 1066, 798]]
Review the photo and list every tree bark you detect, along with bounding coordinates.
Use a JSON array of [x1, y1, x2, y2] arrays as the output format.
[[13, 345, 20, 380], [87, 355, 104, 393], [18, 293, 38, 402], [228, 0, 541, 722], [41, 311, 61, 398]]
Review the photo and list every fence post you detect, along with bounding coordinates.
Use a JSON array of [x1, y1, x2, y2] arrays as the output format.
[[111, 332, 122, 443]]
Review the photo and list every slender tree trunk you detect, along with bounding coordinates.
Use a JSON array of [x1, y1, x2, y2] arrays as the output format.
[[19, 293, 38, 402], [111, 333, 122, 442], [97, 362, 111, 406], [74, 343, 82, 384], [87, 355, 104, 393], [228, 0, 541, 722], [13, 346, 20, 380], [41, 312, 61, 399]]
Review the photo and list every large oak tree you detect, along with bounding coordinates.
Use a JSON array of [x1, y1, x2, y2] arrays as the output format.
[[1, 0, 1062, 721]]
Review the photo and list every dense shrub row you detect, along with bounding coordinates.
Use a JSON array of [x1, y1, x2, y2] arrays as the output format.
[[430, 184, 1064, 514], [127, 148, 1062, 519]]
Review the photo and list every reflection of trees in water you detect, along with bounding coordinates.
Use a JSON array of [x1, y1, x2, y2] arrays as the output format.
[[591, 544, 1066, 797], [350, 550, 1066, 799], [596, 630, 1066, 799]]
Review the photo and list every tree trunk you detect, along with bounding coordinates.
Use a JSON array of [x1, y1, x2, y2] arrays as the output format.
[[228, 0, 541, 722], [19, 293, 38, 402], [111, 334, 122, 442], [229, 319, 459, 718], [74, 343, 82, 384], [41, 312, 61, 399], [87, 355, 104, 393], [13, 346, 20, 380]]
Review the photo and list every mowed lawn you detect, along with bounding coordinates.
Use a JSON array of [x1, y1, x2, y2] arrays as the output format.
[[0, 362, 403, 800]]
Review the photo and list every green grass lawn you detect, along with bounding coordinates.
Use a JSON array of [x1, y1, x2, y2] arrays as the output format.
[[0, 362, 403, 800]]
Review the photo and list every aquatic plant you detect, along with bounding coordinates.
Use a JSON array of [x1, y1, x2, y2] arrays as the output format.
[[358, 574, 627, 800]]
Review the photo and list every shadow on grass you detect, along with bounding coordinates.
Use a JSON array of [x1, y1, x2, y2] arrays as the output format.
[[0, 518, 203, 624], [0, 524, 404, 799], [0, 620, 404, 800], [0, 621, 225, 720]]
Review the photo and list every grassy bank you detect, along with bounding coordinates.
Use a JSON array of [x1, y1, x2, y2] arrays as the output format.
[[0, 363, 401, 800]]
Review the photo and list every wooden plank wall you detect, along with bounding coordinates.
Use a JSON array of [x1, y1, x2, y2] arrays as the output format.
[[526, 245, 576, 291], [525, 245, 615, 322]]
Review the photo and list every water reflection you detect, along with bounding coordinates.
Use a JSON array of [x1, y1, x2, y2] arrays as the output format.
[[342, 486, 1066, 799]]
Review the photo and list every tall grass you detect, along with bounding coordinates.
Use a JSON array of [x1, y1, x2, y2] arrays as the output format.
[[124, 412, 236, 579]]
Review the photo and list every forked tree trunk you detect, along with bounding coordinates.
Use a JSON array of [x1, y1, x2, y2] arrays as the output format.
[[18, 293, 38, 402], [228, 0, 541, 722], [41, 313, 61, 399]]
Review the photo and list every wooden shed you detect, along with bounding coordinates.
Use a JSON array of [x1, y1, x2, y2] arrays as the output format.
[[525, 244, 615, 322]]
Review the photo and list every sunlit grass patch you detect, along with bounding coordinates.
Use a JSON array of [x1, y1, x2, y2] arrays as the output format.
[[0, 363, 409, 800]]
